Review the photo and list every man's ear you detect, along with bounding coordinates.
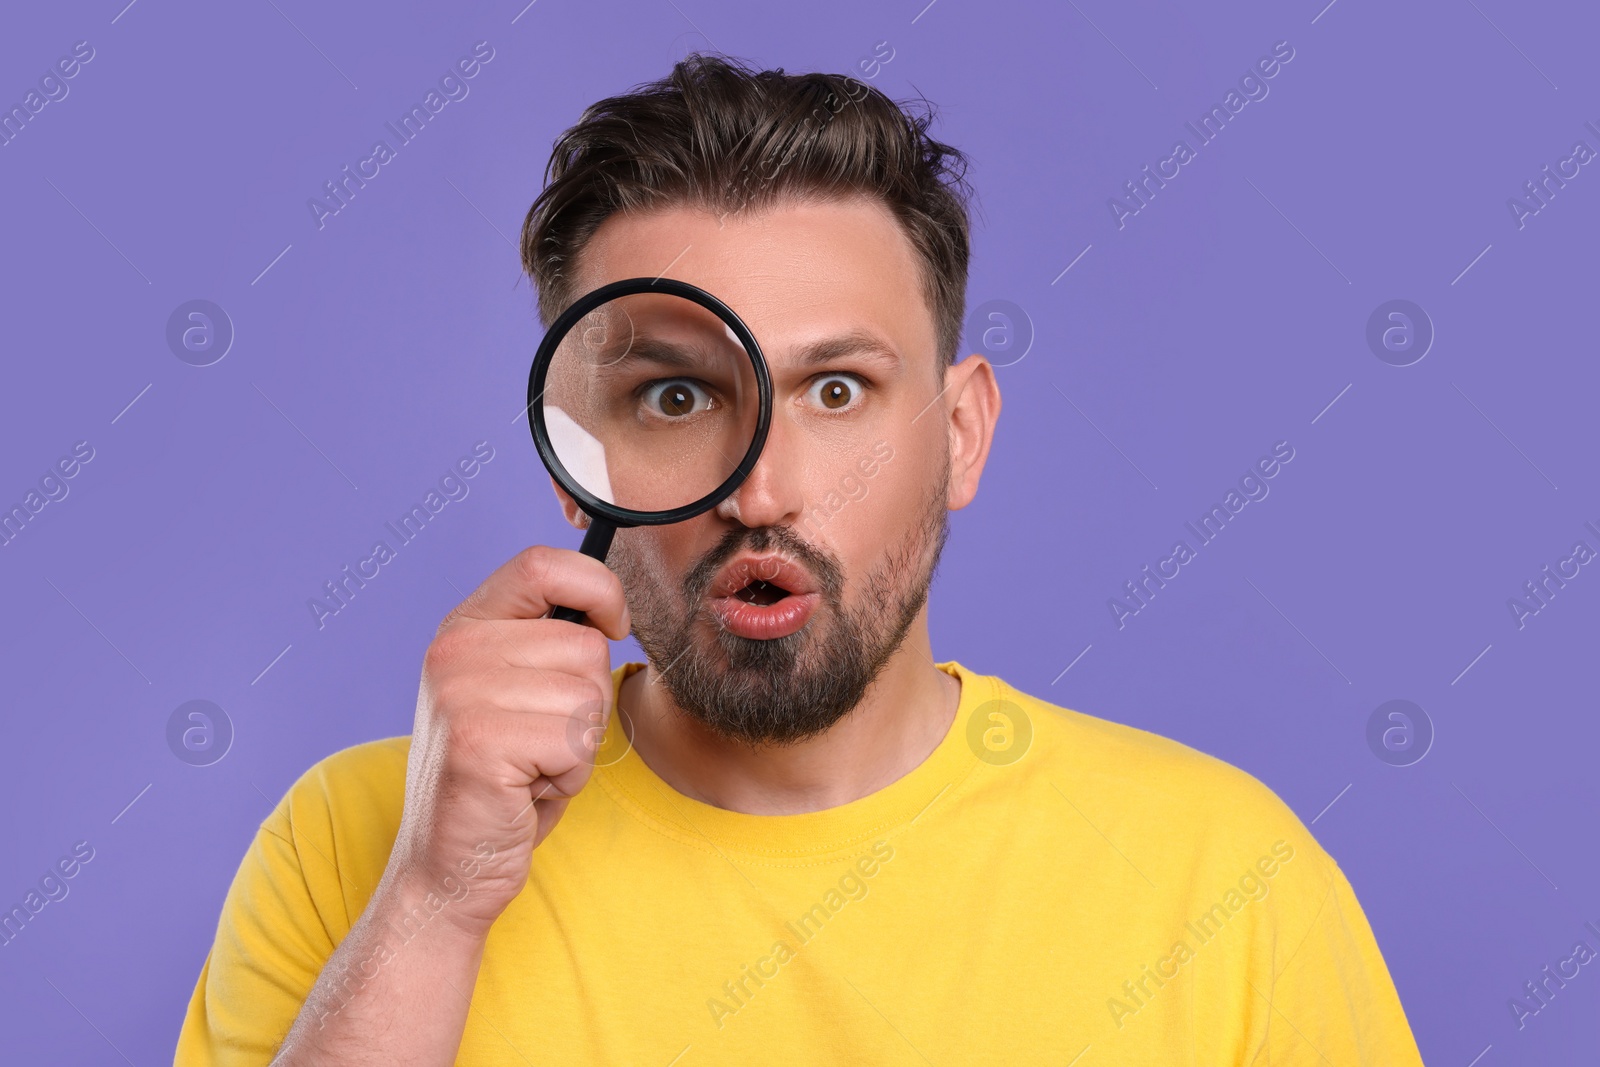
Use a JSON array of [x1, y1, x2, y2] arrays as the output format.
[[944, 353, 1001, 511], [550, 476, 590, 530]]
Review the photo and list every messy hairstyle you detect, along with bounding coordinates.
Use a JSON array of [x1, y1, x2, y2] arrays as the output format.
[[520, 52, 974, 366]]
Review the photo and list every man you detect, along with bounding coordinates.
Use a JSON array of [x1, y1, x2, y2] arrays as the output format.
[[177, 55, 1425, 1065]]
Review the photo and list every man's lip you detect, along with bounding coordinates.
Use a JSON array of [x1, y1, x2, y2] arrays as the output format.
[[706, 591, 819, 640], [706, 553, 819, 599]]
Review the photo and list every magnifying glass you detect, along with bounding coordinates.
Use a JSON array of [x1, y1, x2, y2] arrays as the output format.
[[527, 277, 773, 624]]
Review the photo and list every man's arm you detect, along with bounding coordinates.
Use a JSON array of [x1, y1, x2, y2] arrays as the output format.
[[176, 545, 630, 1065], [268, 866, 487, 1065]]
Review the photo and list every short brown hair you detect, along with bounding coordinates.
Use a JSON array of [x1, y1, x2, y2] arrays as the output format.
[[520, 53, 975, 366]]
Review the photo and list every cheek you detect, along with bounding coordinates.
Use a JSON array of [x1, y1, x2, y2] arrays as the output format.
[[830, 450, 938, 561], [871, 430, 946, 516], [611, 528, 675, 595], [615, 523, 717, 602]]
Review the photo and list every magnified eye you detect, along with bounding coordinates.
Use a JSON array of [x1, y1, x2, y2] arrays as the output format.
[[807, 375, 862, 412], [641, 379, 715, 419]]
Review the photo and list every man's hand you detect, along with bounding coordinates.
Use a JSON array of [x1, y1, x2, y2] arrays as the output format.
[[269, 544, 628, 1066], [392, 544, 631, 935]]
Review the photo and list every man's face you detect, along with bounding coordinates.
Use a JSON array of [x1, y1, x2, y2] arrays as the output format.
[[560, 195, 961, 746]]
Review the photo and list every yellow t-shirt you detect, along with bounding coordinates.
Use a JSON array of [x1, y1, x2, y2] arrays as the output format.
[[176, 661, 1424, 1065]]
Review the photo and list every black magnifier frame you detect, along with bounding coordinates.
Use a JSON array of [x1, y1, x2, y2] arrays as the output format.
[[527, 276, 773, 623]]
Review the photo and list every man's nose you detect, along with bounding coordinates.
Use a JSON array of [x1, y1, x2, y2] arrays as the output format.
[[715, 408, 806, 529]]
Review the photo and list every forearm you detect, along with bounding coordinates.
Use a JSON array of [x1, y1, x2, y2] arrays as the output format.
[[270, 871, 487, 1066]]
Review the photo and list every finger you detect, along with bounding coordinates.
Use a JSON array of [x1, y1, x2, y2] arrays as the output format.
[[448, 701, 608, 807], [439, 668, 608, 728], [442, 545, 630, 639], [451, 616, 614, 680]]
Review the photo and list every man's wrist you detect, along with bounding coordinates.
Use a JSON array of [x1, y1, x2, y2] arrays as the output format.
[[366, 860, 497, 952]]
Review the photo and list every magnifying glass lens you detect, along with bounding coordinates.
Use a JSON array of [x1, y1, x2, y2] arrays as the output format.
[[540, 291, 762, 514]]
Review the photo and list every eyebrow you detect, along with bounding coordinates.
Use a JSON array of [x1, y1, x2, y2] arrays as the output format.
[[591, 329, 903, 372], [791, 330, 902, 370], [589, 336, 703, 371]]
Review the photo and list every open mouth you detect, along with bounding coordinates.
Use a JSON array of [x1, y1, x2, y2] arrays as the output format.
[[734, 579, 792, 606], [707, 553, 821, 640]]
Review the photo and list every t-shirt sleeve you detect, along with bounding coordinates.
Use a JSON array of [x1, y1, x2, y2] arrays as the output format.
[[1255, 859, 1426, 1065], [172, 815, 339, 1066], [173, 740, 405, 1064]]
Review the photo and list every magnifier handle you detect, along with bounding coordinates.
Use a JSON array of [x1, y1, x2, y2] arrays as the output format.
[[548, 519, 617, 624]]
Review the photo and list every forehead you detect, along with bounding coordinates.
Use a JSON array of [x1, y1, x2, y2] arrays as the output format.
[[568, 195, 938, 372]]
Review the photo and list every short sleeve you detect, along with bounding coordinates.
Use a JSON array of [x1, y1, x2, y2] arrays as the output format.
[[173, 739, 406, 1065], [173, 818, 338, 1066], [1255, 861, 1425, 1065]]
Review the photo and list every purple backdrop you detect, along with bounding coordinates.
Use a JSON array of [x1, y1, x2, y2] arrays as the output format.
[[2, 0, 1596, 1061]]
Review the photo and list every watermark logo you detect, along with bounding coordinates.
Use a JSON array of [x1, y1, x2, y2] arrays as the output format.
[[1365, 699, 1432, 767], [1507, 121, 1599, 230], [965, 697, 1032, 765], [166, 300, 234, 367], [1109, 441, 1295, 629], [564, 695, 633, 768], [1107, 840, 1296, 1028], [0, 841, 95, 948], [1507, 523, 1598, 630], [706, 841, 895, 1030], [308, 441, 495, 630], [308, 42, 496, 230], [316, 842, 498, 1029], [0, 440, 96, 550], [0, 40, 95, 150], [1508, 918, 1600, 1031], [964, 299, 1034, 368], [166, 699, 234, 767], [1108, 40, 1297, 230], [1365, 299, 1433, 367]]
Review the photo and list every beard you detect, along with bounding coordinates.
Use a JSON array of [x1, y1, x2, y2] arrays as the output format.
[[611, 458, 951, 747]]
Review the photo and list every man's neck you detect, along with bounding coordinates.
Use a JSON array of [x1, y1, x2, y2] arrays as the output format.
[[615, 615, 960, 816]]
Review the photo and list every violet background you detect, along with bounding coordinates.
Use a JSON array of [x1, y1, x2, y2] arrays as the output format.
[[2, 0, 1597, 1062]]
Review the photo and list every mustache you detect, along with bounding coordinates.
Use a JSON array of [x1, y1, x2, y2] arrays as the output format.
[[682, 524, 844, 605]]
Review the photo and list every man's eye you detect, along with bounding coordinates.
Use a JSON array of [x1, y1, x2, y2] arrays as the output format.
[[641, 379, 714, 418], [807, 375, 862, 412]]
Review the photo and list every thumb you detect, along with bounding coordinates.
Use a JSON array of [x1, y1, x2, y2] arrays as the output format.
[[529, 796, 571, 850]]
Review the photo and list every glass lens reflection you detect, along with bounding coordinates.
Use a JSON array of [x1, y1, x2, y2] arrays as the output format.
[[541, 292, 760, 513]]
